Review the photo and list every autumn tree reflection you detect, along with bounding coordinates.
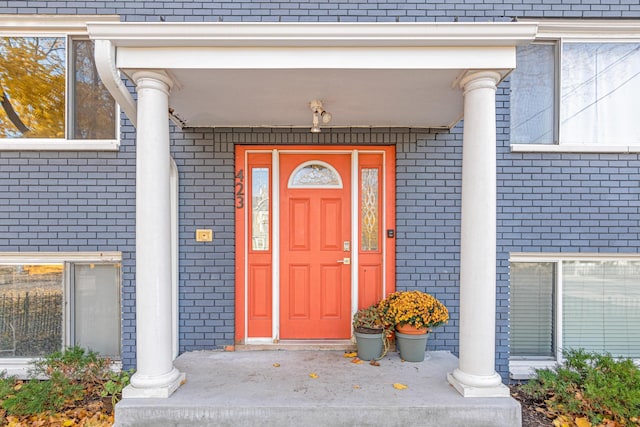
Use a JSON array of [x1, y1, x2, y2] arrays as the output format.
[[0, 37, 65, 138], [0, 37, 115, 140]]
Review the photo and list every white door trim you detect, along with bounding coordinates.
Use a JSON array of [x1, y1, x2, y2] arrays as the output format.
[[350, 151, 359, 325], [272, 149, 281, 342]]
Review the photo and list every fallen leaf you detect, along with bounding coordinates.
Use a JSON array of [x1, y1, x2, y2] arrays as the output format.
[[343, 352, 357, 358], [552, 416, 572, 427], [309, 372, 319, 379], [353, 385, 361, 389], [351, 358, 364, 364], [273, 363, 280, 367], [369, 360, 380, 367], [392, 383, 408, 390], [575, 417, 592, 427]]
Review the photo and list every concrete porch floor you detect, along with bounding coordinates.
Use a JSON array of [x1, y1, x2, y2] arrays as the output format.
[[115, 349, 521, 427]]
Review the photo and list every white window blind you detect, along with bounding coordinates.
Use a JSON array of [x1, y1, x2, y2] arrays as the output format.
[[72, 263, 121, 358], [563, 261, 640, 358], [510, 262, 555, 358]]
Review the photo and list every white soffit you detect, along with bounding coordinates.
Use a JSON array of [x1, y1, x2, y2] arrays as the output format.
[[519, 19, 640, 40], [88, 22, 538, 129], [0, 14, 119, 34]]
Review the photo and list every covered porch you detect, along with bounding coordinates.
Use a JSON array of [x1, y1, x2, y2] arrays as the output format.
[[86, 22, 538, 401], [115, 349, 521, 426]]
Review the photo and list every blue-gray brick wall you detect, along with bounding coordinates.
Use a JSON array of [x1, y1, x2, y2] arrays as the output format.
[[396, 129, 462, 362], [172, 130, 236, 353], [2, 0, 640, 380], [2, 0, 640, 20]]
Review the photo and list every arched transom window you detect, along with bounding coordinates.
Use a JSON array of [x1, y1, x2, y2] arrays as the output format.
[[287, 160, 343, 189]]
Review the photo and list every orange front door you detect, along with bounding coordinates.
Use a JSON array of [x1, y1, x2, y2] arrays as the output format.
[[279, 153, 352, 339]]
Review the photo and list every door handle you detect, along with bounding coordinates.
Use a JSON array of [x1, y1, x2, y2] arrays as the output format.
[[337, 258, 351, 265]]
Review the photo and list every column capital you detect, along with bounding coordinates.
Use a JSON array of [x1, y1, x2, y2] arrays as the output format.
[[131, 70, 174, 94], [459, 71, 501, 93]]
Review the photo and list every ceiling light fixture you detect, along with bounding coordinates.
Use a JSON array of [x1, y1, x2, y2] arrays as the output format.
[[309, 100, 332, 133]]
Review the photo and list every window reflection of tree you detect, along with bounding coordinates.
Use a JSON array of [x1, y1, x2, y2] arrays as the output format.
[[0, 37, 65, 138], [72, 40, 116, 139]]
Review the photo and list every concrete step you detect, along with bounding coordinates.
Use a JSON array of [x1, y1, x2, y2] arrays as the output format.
[[115, 350, 521, 427]]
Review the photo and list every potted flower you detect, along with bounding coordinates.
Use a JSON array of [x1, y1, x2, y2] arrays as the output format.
[[352, 304, 388, 361], [353, 304, 386, 334], [377, 290, 449, 362]]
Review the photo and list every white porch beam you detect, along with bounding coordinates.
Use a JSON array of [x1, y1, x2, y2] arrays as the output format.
[[447, 71, 510, 398], [122, 70, 185, 399], [114, 46, 517, 71], [86, 22, 538, 48]]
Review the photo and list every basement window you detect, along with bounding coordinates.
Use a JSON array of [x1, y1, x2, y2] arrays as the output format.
[[0, 252, 122, 376], [509, 253, 640, 379]]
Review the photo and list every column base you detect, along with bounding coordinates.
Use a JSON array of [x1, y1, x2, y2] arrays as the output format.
[[122, 371, 186, 399], [447, 370, 510, 398]]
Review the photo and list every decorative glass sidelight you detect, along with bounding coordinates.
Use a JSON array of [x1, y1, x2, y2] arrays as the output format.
[[361, 168, 379, 251], [251, 168, 270, 251]]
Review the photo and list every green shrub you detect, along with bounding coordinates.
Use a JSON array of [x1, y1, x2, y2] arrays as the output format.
[[0, 347, 134, 418], [30, 346, 111, 385], [100, 368, 134, 406], [522, 349, 640, 426], [1, 371, 84, 416]]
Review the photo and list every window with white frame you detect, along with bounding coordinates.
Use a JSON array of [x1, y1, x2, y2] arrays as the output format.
[[0, 253, 121, 361], [510, 24, 640, 150], [510, 262, 556, 359], [510, 254, 640, 378], [510, 43, 557, 145], [0, 16, 119, 150]]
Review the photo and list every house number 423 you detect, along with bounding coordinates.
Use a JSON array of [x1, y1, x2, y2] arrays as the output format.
[[235, 169, 244, 209]]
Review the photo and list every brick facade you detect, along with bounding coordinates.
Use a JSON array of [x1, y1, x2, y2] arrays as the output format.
[[1, 0, 639, 378]]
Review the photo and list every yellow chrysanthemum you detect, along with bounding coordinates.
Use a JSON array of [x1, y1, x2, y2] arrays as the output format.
[[377, 290, 449, 329]]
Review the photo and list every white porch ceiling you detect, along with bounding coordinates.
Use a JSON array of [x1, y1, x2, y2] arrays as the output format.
[[166, 68, 464, 128], [88, 22, 538, 130]]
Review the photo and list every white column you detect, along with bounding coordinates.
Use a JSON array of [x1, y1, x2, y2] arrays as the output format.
[[122, 70, 185, 399], [447, 71, 510, 397]]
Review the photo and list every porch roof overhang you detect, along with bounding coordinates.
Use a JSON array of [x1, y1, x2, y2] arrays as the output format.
[[87, 22, 537, 130]]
